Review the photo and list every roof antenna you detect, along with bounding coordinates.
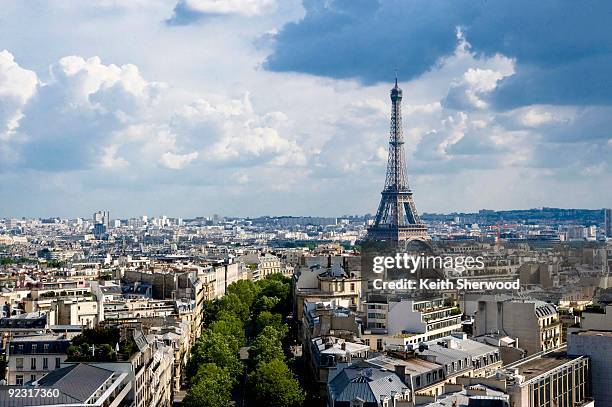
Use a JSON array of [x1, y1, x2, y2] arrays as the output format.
[[394, 69, 398, 87]]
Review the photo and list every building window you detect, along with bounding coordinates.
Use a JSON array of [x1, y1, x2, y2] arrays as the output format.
[[30, 374, 36, 382], [376, 339, 383, 351], [31, 358, 36, 370], [16, 358, 24, 370], [16, 375, 23, 386], [43, 358, 48, 370], [55, 357, 61, 368]]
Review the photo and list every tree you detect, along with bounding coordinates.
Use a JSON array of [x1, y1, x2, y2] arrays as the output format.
[[227, 279, 260, 308], [183, 363, 232, 407], [187, 331, 242, 380], [253, 295, 281, 316], [67, 343, 92, 361], [209, 312, 245, 353], [202, 300, 221, 326], [216, 293, 250, 322], [255, 274, 292, 314], [72, 327, 120, 346], [247, 359, 305, 407], [254, 311, 288, 338], [249, 326, 285, 366], [257, 275, 291, 302]]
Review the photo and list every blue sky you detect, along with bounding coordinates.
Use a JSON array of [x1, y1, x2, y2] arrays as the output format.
[[0, 0, 610, 218]]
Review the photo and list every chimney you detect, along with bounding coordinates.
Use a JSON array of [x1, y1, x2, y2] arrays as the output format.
[[327, 255, 332, 269], [394, 365, 406, 384]]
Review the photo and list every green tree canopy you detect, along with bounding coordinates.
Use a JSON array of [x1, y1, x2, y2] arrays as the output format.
[[226, 279, 260, 309], [253, 295, 281, 316], [187, 330, 242, 380], [183, 363, 233, 407], [209, 312, 245, 353], [257, 275, 290, 301], [202, 299, 221, 326], [247, 358, 305, 407], [216, 293, 250, 322], [249, 325, 285, 366], [254, 274, 292, 314], [254, 311, 288, 338]]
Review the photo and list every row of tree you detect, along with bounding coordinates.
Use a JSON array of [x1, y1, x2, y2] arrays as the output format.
[[184, 273, 305, 407]]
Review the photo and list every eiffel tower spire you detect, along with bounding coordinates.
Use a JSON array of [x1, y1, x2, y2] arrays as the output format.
[[367, 77, 429, 244]]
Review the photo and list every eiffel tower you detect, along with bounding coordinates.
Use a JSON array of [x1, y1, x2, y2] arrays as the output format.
[[367, 76, 430, 245]]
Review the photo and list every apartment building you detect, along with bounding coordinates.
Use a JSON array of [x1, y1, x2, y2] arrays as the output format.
[[363, 297, 462, 351], [474, 299, 561, 355], [294, 256, 362, 323], [500, 351, 591, 407], [103, 298, 177, 320], [70, 328, 175, 407], [302, 300, 361, 341], [363, 335, 501, 399], [568, 330, 612, 407], [6, 333, 70, 385], [0, 363, 132, 407], [308, 336, 370, 387], [327, 364, 411, 407]]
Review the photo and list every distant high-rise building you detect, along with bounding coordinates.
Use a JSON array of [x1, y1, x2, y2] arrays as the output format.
[[93, 223, 106, 239], [93, 210, 110, 228], [605, 208, 612, 237], [367, 77, 429, 244]]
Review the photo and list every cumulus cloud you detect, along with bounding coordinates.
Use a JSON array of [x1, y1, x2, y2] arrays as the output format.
[[168, 0, 276, 24], [2, 52, 304, 179], [1, 1, 611, 216], [443, 66, 513, 110], [169, 94, 305, 166], [100, 144, 129, 170], [266, 0, 612, 107], [11, 56, 165, 171], [0, 51, 37, 169], [159, 151, 199, 169], [0, 51, 37, 140]]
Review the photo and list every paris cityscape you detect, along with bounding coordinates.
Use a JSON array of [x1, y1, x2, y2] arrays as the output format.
[[1, 1, 612, 407]]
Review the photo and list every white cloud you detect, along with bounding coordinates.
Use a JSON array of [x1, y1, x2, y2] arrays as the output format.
[[519, 107, 556, 127], [443, 64, 514, 111], [50, 55, 165, 116], [100, 144, 129, 170], [0, 3, 610, 216], [177, 0, 276, 16], [0, 50, 37, 141], [171, 93, 305, 166], [159, 151, 199, 169]]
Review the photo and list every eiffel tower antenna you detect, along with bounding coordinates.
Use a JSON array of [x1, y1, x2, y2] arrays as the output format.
[[367, 75, 430, 244]]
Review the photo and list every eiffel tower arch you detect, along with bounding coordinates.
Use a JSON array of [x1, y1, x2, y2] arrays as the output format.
[[367, 77, 431, 247]]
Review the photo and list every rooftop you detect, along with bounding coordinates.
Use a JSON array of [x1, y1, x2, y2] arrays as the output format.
[[366, 354, 442, 375], [514, 352, 581, 381], [328, 365, 408, 404], [0, 363, 121, 406]]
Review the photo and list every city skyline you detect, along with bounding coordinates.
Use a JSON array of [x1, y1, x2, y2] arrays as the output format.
[[1, 1, 611, 218]]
